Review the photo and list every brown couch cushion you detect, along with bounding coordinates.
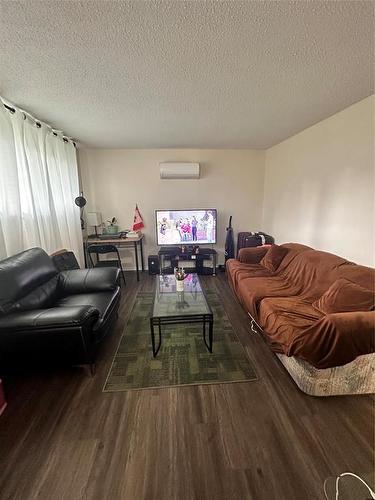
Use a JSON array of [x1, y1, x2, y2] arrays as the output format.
[[313, 278, 375, 314], [238, 275, 301, 321], [258, 296, 322, 351], [336, 263, 375, 291], [260, 244, 288, 272], [291, 311, 375, 368], [278, 249, 350, 300], [226, 259, 273, 294], [238, 246, 270, 264]]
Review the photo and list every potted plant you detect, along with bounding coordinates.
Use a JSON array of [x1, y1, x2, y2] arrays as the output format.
[[174, 267, 186, 292], [106, 217, 119, 235]]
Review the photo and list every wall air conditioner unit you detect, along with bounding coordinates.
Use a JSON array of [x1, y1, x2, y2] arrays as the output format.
[[159, 162, 200, 179]]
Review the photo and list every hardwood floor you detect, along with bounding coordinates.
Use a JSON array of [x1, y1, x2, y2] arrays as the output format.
[[0, 272, 373, 500]]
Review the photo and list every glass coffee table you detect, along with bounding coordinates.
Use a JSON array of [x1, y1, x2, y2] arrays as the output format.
[[150, 273, 214, 357]]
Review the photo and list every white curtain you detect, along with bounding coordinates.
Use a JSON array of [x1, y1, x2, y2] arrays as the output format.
[[0, 100, 83, 265]]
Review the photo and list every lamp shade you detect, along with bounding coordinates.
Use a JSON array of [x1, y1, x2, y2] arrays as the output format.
[[87, 212, 102, 227]]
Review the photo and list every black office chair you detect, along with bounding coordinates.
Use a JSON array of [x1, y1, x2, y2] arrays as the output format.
[[87, 244, 126, 285]]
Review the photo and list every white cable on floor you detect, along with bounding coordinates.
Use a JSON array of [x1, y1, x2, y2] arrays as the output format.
[[323, 472, 375, 500]]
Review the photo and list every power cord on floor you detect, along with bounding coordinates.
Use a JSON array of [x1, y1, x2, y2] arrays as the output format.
[[323, 472, 375, 500]]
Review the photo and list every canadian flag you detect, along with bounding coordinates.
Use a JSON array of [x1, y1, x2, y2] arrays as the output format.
[[133, 204, 144, 231]]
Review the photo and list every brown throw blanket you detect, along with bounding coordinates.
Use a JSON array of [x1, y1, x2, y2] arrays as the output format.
[[226, 243, 375, 369]]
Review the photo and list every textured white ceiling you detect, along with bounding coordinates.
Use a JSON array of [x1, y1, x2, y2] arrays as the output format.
[[0, 1, 374, 148]]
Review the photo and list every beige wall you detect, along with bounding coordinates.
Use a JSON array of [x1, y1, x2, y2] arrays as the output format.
[[79, 149, 265, 268], [79, 96, 374, 270], [262, 95, 375, 267]]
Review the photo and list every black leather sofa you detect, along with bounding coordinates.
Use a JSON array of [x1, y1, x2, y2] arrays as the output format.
[[0, 248, 121, 371]]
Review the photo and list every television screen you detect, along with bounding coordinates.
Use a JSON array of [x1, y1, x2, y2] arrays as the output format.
[[156, 209, 217, 246]]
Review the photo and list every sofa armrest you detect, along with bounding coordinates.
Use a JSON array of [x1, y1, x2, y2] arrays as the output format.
[[0, 305, 100, 332], [238, 246, 270, 264], [59, 268, 120, 295], [290, 311, 375, 369]]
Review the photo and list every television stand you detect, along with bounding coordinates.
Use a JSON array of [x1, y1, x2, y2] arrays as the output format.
[[158, 246, 217, 276]]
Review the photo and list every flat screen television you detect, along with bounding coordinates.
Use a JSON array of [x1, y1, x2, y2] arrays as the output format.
[[156, 209, 217, 246]]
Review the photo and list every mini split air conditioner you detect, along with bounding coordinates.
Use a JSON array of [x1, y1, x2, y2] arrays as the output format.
[[159, 162, 200, 179]]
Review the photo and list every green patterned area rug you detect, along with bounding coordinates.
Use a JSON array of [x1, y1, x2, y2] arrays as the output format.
[[104, 290, 257, 392]]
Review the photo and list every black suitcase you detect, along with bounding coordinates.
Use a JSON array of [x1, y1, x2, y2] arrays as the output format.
[[237, 232, 274, 257]]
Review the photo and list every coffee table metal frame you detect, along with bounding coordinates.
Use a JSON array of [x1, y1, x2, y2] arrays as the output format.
[[149, 289, 214, 357]]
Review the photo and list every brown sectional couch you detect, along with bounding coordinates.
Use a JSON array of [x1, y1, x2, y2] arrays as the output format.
[[226, 243, 375, 370]]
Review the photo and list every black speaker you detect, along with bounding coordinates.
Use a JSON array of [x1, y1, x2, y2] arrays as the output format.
[[148, 255, 160, 275]]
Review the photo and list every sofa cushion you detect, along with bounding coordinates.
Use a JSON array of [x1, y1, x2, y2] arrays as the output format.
[[313, 278, 375, 314], [290, 311, 375, 368], [238, 246, 270, 264], [0, 248, 58, 316], [278, 249, 350, 300], [0, 305, 99, 332], [258, 296, 322, 352], [238, 275, 302, 321], [260, 245, 288, 272], [8, 275, 60, 314], [273, 243, 312, 274], [59, 268, 120, 295], [258, 296, 375, 369], [227, 243, 311, 298], [226, 259, 273, 293], [336, 263, 375, 291]]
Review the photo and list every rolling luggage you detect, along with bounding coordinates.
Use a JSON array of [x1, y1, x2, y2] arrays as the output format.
[[236, 232, 274, 257]]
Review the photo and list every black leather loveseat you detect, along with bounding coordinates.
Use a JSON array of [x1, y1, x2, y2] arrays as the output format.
[[0, 248, 121, 371]]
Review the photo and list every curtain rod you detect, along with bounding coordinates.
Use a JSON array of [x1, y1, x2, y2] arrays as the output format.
[[2, 100, 76, 147]]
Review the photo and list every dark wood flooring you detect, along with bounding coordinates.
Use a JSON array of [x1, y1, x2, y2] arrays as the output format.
[[0, 272, 373, 500]]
